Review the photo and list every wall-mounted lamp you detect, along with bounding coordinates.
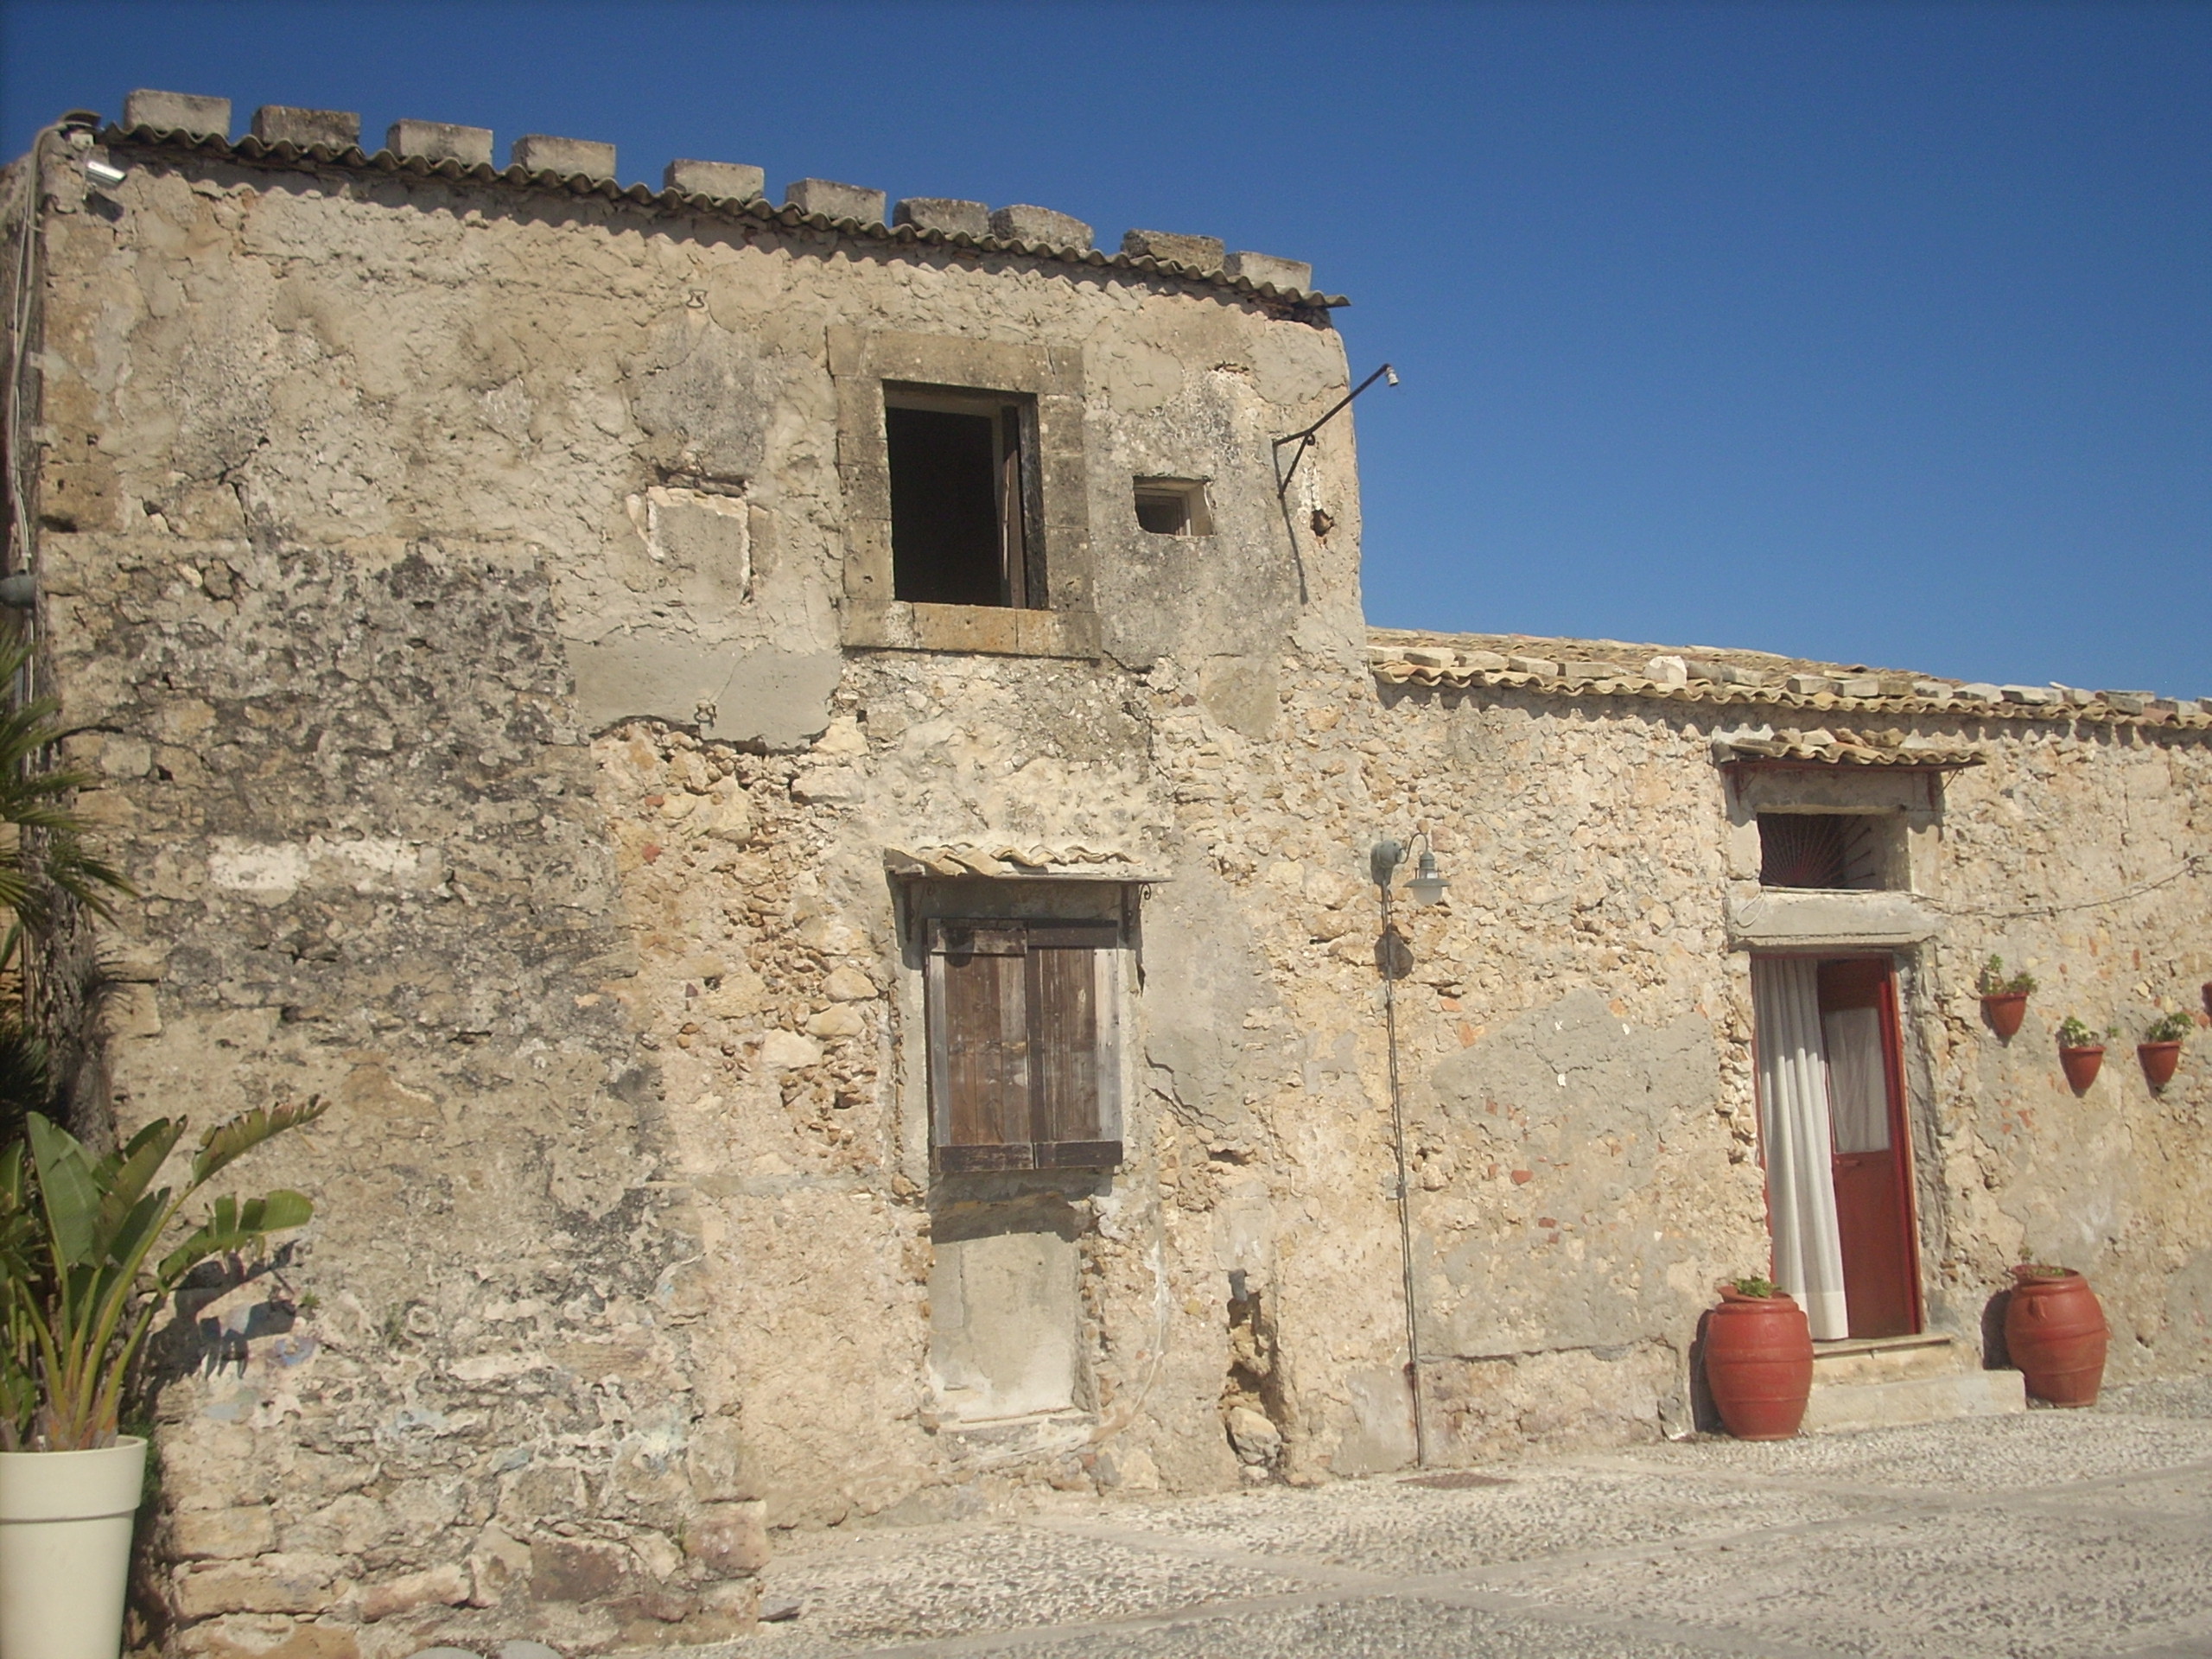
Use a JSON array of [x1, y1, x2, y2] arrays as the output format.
[[1370, 835, 1448, 907], [83, 157, 126, 188], [1367, 828, 1449, 1468]]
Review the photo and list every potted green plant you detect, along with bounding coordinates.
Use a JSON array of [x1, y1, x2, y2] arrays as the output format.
[[1, 1102, 325, 1659], [1700, 1275, 1813, 1440], [1976, 956, 2036, 1039], [2056, 1017, 2111, 1093], [2139, 1011, 2193, 1090]]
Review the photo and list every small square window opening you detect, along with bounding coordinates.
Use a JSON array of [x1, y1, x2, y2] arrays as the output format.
[[1757, 812, 1894, 891], [1134, 478, 1212, 537], [887, 387, 1042, 608]]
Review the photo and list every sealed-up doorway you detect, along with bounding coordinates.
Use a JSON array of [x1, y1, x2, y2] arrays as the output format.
[[1750, 955, 1921, 1339]]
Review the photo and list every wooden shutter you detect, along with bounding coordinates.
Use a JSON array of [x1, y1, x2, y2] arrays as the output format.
[[927, 918, 1121, 1173], [1028, 922, 1120, 1167], [928, 922, 1033, 1171]]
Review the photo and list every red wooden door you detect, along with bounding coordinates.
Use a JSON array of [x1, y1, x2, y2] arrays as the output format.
[[1816, 959, 1920, 1338]]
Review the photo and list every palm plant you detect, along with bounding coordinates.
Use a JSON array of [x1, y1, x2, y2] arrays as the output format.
[[0, 1100, 327, 1450], [0, 633, 133, 969]]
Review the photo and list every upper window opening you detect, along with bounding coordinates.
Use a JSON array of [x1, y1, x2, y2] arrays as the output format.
[[1758, 812, 1887, 891], [1133, 478, 1212, 537], [887, 387, 1039, 608]]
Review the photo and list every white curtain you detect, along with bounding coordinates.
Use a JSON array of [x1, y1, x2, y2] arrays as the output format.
[[1751, 958, 1850, 1340], [1823, 1007, 1890, 1155]]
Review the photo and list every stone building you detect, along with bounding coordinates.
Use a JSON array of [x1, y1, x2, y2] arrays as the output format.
[[3, 90, 2208, 1658]]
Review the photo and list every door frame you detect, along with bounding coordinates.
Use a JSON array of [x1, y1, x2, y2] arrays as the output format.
[[1749, 949, 1924, 1338]]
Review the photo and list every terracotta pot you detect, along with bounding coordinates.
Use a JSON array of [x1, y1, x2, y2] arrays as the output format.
[[2005, 1268, 2108, 1407], [2138, 1041, 2182, 1090], [2058, 1045, 2104, 1092], [1980, 992, 2028, 1039], [1703, 1290, 1814, 1440]]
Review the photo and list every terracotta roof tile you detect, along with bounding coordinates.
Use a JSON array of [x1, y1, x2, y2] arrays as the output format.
[[99, 124, 1349, 313], [1368, 630, 2211, 734]]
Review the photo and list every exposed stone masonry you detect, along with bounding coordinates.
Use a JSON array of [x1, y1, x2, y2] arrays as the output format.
[[3, 94, 2206, 1659]]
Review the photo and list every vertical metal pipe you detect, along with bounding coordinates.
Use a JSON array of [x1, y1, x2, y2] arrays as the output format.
[[1379, 880, 1427, 1467]]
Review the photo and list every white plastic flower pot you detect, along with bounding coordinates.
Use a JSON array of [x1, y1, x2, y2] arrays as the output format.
[[0, 1436, 147, 1659]]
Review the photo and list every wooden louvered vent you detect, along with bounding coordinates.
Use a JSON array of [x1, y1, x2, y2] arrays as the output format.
[[1758, 813, 1885, 890]]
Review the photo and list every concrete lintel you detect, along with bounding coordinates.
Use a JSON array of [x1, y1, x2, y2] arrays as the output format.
[[1726, 889, 1942, 950]]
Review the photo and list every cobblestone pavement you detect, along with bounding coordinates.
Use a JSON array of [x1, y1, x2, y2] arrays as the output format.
[[684, 1377, 2212, 1659]]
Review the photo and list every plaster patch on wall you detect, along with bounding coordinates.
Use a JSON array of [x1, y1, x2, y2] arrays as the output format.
[[569, 635, 842, 749]]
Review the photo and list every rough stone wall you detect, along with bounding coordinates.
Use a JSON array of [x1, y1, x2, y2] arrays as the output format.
[[16, 132, 1382, 1655], [10, 117, 2209, 1659], [1368, 679, 2212, 1441]]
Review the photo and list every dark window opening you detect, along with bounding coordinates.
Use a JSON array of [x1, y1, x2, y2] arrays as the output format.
[[1134, 478, 1212, 537], [887, 391, 1038, 608], [1758, 812, 1886, 890], [926, 918, 1122, 1172]]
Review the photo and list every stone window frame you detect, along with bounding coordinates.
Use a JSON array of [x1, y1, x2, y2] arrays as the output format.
[[830, 326, 1098, 658], [1722, 765, 1945, 951]]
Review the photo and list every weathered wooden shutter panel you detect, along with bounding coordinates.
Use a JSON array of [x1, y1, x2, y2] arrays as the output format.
[[1028, 921, 1121, 1167], [930, 921, 1032, 1170]]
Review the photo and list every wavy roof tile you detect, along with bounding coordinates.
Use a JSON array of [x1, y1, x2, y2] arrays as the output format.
[[1369, 629, 2212, 734], [97, 124, 1350, 313]]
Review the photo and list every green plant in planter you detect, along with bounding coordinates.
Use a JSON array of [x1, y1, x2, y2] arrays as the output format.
[[0, 1100, 326, 1451], [2056, 1017, 2114, 1049], [0, 636, 134, 972], [1730, 1275, 1780, 1299], [1977, 956, 2037, 996], [2144, 1011, 2195, 1045]]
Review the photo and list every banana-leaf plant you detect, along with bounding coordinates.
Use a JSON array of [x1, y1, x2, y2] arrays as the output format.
[[0, 1098, 326, 1451]]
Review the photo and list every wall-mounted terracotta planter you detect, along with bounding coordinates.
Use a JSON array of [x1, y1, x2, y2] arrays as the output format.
[[1702, 1288, 1814, 1440], [2005, 1268, 2108, 1407], [2058, 1045, 2105, 1093], [1980, 993, 2029, 1039], [2139, 1041, 2183, 1090]]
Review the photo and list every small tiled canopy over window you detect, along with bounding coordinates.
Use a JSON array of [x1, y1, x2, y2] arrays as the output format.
[[925, 918, 1122, 1171]]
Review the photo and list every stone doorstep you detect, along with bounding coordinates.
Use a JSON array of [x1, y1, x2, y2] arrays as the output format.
[[1804, 1368, 2027, 1435], [1812, 1331, 1968, 1387], [1804, 1332, 2033, 1434]]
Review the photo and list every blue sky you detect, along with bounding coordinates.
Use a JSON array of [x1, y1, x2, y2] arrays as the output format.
[[3, 2, 2206, 696]]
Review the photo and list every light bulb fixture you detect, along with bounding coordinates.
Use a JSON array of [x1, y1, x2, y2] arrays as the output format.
[[1369, 835, 1448, 906], [1407, 849, 1448, 907], [83, 157, 126, 188]]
